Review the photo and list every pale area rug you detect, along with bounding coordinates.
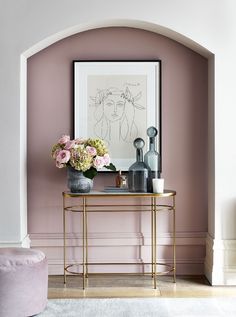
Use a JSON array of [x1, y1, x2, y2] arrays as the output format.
[[39, 297, 236, 317]]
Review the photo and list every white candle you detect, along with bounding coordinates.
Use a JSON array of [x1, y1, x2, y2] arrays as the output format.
[[152, 178, 164, 193]]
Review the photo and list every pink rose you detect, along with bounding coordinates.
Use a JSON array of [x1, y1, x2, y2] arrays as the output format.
[[93, 156, 105, 169], [64, 140, 76, 150], [52, 148, 60, 160], [86, 146, 97, 156], [56, 150, 70, 164], [103, 153, 110, 166], [58, 135, 70, 144]]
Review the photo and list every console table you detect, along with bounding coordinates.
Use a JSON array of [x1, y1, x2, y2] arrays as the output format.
[[62, 190, 176, 289]]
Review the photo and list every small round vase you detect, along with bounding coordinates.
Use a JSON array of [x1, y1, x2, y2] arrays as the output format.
[[67, 167, 93, 193]]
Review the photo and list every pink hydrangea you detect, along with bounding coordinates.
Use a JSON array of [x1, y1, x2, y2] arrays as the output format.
[[56, 150, 70, 164], [58, 135, 70, 144], [93, 156, 105, 169], [86, 146, 97, 156]]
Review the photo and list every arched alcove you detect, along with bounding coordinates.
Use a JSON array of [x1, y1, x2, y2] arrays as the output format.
[[25, 25, 210, 275]]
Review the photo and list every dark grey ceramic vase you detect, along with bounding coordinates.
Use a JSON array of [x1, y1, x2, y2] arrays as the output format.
[[128, 138, 151, 193], [67, 166, 93, 193]]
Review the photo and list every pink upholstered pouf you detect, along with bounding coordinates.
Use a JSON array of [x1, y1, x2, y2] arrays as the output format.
[[0, 247, 48, 317]]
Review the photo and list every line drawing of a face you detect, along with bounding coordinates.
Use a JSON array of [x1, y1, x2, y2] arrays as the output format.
[[103, 94, 126, 122], [90, 86, 145, 145]]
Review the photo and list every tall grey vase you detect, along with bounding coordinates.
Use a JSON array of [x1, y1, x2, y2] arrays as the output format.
[[67, 166, 93, 193]]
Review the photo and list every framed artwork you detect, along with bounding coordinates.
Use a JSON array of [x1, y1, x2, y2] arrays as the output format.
[[73, 60, 162, 172]]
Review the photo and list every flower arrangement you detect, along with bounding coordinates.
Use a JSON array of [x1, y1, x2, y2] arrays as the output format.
[[51, 135, 116, 179]]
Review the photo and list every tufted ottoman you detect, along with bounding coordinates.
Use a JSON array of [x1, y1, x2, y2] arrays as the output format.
[[0, 247, 48, 317]]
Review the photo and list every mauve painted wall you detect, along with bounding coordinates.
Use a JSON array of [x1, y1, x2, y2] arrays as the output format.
[[27, 27, 208, 274]]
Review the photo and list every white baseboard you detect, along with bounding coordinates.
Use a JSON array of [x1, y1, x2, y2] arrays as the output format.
[[205, 233, 236, 285], [29, 231, 206, 275]]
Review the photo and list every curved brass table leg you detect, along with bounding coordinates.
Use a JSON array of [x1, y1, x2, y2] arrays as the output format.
[[82, 197, 86, 290], [154, 197, 157, 289], [63, 194, 66, 285], [173, 195, 176, 283]]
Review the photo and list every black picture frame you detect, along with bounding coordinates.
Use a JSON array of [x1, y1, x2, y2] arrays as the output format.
[[73, 60, 162, 172]]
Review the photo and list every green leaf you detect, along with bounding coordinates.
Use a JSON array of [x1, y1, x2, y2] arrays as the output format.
[[105, 163, 116, 171], [83, 168, 98, 179]]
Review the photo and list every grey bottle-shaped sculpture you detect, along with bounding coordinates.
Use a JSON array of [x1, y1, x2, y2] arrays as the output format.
[[128, 138, 151, 192], [144, 126, 161, 192]]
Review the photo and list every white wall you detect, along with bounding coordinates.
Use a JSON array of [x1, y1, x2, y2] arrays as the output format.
[[0, 0, 236, 284]]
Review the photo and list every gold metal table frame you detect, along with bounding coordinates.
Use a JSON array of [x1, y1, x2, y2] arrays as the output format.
[[63, 190, 176, 289]]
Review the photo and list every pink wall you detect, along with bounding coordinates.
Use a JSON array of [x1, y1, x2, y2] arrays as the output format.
[[27, 27, 208, 274]]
